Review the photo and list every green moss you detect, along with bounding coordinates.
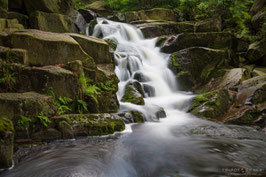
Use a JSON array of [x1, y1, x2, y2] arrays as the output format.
[[121, 84, 145, 105], [226, 109, 261, 125], [129, 111, 145, 123], [155, 36, 167, 47], [104, 39, 117, 51], [0, 117, 14, 139]]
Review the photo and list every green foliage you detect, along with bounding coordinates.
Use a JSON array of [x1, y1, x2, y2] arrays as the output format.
[[76, 99, 88, 114], [72, 0, 91, 10], [85, 85, 100, 96], [97, 80, 116, 91], [17, 115, 31, 131], [56, 97, 73, 115], [37, 112, 51, 127]]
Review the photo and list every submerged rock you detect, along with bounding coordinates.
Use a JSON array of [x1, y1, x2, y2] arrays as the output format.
[[0, 117, 14, 169], [121, 82, 145, 105], [54, 114, 125, 136]]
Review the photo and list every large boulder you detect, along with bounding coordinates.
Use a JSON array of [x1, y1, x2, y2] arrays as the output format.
[[0, 117, 14, 169], [69, 33, 113, 64], [246, 39, 266, 65], [24, 0, 74, 15], [161, 32, 236, 53], [54, 114, 125, 136], [29, 11, 77, 33], [0, 0, 8, 18], [121, 82, 145, 105], [78, 9, 97, 23], [169, 47, 230, 90], [0, 92, 57, 122], [125, 8, 178, 22], [189, 89, 234, 121], [9, 30, 95, 68], [15, 65, 80, 99]]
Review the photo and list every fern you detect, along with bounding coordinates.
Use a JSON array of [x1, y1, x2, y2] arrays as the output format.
[[37, 112, 51, 127]]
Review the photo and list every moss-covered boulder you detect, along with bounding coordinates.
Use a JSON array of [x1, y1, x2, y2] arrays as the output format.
[[0, 46, 28, 64], [69, 33, 113, 64], [0, 18, 24, 33], [54, 114, 125, 136], [87, 0, 112, 17], [246, 39, 266, 66], [9, 30, 95, 68], [0, 0, 8, 18], [29, 11, 77, 33], [15, 65, 80, 99], [0, 92, 56, 122], [136, 21, 195, 38], [161, 32, 236, 53], [31, 128, 62, 142], [0, 117, 14, 169], [121, 82, 145, 105], [97, 91, 119, 113], [125, 8, 177, 22], [57, 120, 74, 139], [194, 16, 222, 32], [169, 47, 230, 90], [24, 0, 74, 15], [8, 11, 29, 28], [189, 89, 234, 121]]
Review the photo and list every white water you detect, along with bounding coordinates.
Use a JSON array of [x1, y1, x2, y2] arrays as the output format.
[[93, 18, 194, 122]]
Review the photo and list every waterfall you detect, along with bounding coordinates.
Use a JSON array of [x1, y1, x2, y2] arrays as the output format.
[[92, 18, 193, 121]]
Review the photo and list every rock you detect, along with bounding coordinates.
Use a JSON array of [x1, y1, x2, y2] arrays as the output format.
[[125, 8, 178, 22], [250, 0, 266, 16], [0, 31, 8, 46], [155, 107, 166, 118], [54, 114, 125, 136], [7, 48, 28, 64], [189, 89, 234, 121], [246, 39, 266, 65], [0, 0, 8, 18], [87, 1, 112, 17], [15, 65, 80, 99], [161, 32, 236, 53], [194, 16, 222, 32], [24, 0, 74, 15], [108, 12, 125, 22], [29, 11, 78, 33], [0, 92, 56, 122], [8, 11, 29, 28], [143, 84, 156, 97], [96, 64, 119, 92], [133, 72, 150, 82], [121, 82, 145, 105], [251, 9, 266, 31], [0, 46, 9, 58], [128, 111, 145, 123], [64, 60, 84, 76], [69, 10, 87, 34], [57, 121, 74, 139], [0, 117, 14, 169], [78, 9, 97, 23], [31, 128, 62, 142], [89, 19, 98, 35], [69, 33, 113, 64], [0, 18, 24, 33], [136, 21, 195, 38], [9, 30, 95, 68], [252, 67, 266, 76], [97, 91, 119, 113], [169, 47, 230, 89]]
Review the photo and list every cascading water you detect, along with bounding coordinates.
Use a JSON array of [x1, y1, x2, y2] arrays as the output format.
[[2, 19, 266, 177], [92, 18, 193, 121]]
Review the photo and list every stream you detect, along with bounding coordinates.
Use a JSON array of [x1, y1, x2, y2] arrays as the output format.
[[1, 19, 266, 177]]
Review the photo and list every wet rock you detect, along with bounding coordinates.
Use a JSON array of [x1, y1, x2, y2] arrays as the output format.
[[78, 9, 97, 23], [69, 10, 87, 34], [156, 107, 166, 118], [133, 72, 150, 82], [15, 65, 80, 99], [54, 114, 125, 136], [161, 32, 236, 53], [0, 117, 14, 169], [143, 84, 156, 97], [69, 33, 113, 64], [31, 128, 62, 142], [169, 47, 230, 89], [246, 39, 266, 66], [24, 0, 74, 15], [0, 92, 57, 122], [132, 81, 145, 97], [58, 121, 74, 139], [121, 82, 145, 105], [29, 11, 78, 33], [125, 8, 178, 23], [89, 19, 98, 35], [118, 110, 146, 123], [8, 11, 29, 28], [189, 89, 234, 121], [9, 30, 95, 68]]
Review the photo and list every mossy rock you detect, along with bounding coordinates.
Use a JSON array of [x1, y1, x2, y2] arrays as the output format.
[[29, 11, 77, 33], [24, 0, 74, 15], [125, 8, 178, 23], [0, 117, 14, 169], [169, 47, 230, 89], [194, 16, 222, 32], [97, 91, 119, 113], [225, 108, 261, 125], [69, 33, 113, 64], [54, 114, 125, 136], [189, 89, 233, 120], [246, 39, 266, 65], [129, 111, 145, 123], [0, 18, 24, 33], [0, 0, 8, 18], [57, 121, 74, 139], [87, 1, 112, 17], [9, 30, 95, 68], [8, 11, 29, 28], [0, 92, 57, 122], [121, 82, 145, 105], [161, 32, 236, 54]]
